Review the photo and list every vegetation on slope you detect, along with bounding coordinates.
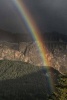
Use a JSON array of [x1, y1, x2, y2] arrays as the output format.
[[49, 74, 67, 100], [0, 60, 50, 100], [0, 60, 67, 100]]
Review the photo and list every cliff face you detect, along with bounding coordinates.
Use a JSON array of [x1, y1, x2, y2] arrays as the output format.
[[50, 45, 67, 74], [0, 41, 67, 74]]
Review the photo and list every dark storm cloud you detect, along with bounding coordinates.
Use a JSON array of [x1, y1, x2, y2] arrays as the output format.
[[24, 0, 67, 34], [39, 0, 67, 34], [0, 0, 25, 33], [0, 0, 67, 34]]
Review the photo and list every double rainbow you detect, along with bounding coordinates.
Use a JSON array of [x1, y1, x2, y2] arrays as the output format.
[[13, 0, 54, 91]]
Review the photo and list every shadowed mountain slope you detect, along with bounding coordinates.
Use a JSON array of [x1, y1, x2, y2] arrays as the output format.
[[0, 29, 67, 43], [40, 32, 67, 43], [0, 29, 33, 42]]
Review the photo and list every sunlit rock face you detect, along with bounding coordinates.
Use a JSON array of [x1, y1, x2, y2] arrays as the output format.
[[50, 45, 67, 74], [0, 41, 67, 74], [19, 42, 44, 66]]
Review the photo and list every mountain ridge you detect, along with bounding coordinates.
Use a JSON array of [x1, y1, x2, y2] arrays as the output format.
[[0, 29, 67, 42]]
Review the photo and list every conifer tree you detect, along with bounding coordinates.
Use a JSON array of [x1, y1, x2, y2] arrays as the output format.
[[51, 74, 67, 100]]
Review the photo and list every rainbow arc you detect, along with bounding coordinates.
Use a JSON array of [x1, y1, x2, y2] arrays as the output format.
[[13, 0, 54, 92]]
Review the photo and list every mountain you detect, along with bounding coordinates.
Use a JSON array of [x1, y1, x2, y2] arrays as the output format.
[[0, 29, 67, 74], [41, 32, 67, 42], [0, 29, 33, 42], [0, 29, 67, 99], [0, 29, 67, 43]]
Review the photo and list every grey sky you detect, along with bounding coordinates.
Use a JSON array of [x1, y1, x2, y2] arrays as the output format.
[[0, 0, 67, 34]]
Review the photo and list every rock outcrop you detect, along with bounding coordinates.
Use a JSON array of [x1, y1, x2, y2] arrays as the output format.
[[0, 41, 67, 74]]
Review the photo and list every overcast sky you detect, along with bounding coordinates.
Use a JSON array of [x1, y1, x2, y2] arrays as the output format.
[[0, 0, 67, 35]]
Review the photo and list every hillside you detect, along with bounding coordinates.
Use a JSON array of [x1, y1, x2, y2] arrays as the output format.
[[0, 60, 60, 100], [0, 41, 67, 75]]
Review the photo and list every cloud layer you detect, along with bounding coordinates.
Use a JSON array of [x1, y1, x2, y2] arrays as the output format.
[[0, 0, 67, 34]]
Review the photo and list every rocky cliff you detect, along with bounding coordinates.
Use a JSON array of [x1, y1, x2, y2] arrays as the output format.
[[0, 41, 67, 74]]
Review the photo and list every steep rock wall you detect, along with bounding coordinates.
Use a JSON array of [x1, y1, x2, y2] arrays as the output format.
[[0, 41, 67, 74]]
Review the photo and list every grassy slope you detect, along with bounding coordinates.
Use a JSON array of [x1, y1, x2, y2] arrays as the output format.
[[0, 60, 40, 80], [0, 60, 51, 100], [0, 60, 65, 100]]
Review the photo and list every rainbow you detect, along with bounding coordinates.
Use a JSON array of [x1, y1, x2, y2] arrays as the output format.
[[13, 0, 54, 92]]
